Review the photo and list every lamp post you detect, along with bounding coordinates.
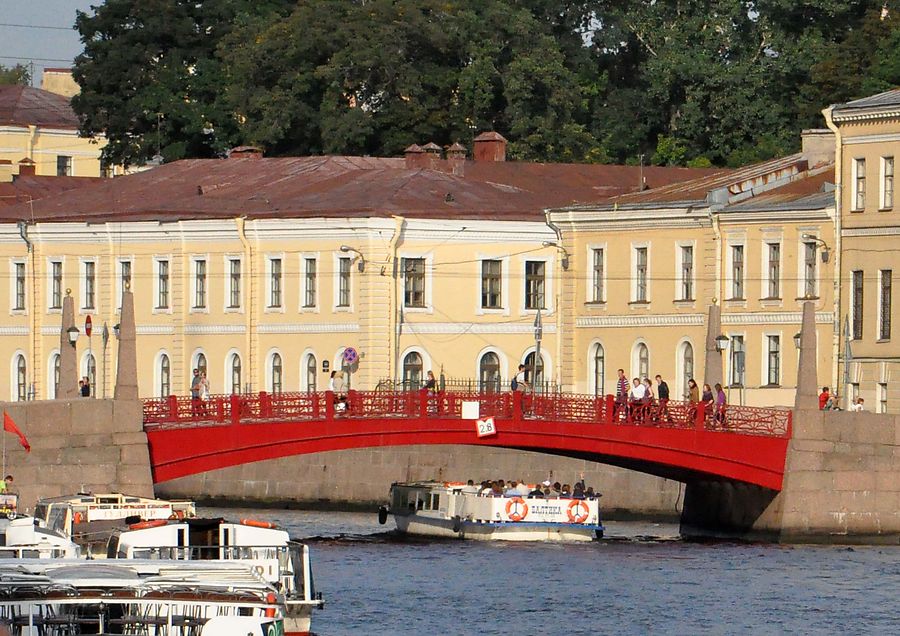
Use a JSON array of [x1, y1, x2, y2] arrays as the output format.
[[101, 322, 110, 399], [533, 306, 543, 398], [339, 245, 366, 272]]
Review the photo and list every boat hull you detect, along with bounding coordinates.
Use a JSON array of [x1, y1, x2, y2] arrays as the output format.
[[393, 513, 601, 542]]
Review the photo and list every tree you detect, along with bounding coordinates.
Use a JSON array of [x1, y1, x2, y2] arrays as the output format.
[[0, 64, 30, 86]]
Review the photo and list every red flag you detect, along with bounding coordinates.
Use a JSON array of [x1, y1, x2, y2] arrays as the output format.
[[3, 412, 30, 453]]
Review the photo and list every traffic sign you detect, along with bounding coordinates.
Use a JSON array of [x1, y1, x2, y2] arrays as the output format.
[[342, 347, 359, 365], [85, 315, 93, 337]]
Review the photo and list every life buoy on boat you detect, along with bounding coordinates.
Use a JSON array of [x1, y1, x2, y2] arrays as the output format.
[[505, 497, 529, 522], [265, 592, 277, 618], [566, 500, 590, 524], [240, 519, 277, 529], [128, 519, 168, 530], [377, 506, 388, 525]]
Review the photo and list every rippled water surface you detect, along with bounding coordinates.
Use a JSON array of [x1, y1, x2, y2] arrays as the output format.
[[203, 508, 900, 636]]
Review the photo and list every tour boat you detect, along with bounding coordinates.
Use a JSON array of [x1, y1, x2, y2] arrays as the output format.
[[104, 516, 324, 635], [0, 515, 81, 559], [33, 492, 196, 557], [0, 559, 301, 634], [379, 481, 604, 542]]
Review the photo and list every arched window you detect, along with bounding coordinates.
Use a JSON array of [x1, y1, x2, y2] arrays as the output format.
[[15, 355, 26, 401], [479, 352, 501, 393], [271, 353, 283, 393], [681, 342, 694, 400], [403, 352, 423, 389], [86, 353, 96, 397], [524, 351, 545, 388], [637, 343, 649, 379], [196, 353, 207, 377], [592, 344, 605, 396], [50, 354, 60, 399], [159, 354, 170, 397], [305, 354, 317, 392], [230, 354, 242, 394]]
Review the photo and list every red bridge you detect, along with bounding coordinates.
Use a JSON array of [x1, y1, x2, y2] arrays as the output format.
[[142, 391, 792, 491]]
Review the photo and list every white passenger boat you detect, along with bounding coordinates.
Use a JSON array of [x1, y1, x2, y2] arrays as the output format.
[[379, 481, 604, 542], [0, 560, 300, 634], [0, 516, 80, 559]]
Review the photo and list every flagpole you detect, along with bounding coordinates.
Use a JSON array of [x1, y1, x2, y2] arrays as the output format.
[[2, 416, 6, 479]]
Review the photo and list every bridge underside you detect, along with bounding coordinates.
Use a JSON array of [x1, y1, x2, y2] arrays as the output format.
[[147, 416, 789, 490]]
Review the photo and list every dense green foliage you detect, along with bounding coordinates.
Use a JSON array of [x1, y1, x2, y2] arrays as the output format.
[[72, 0, 900, 168], [0, 64, 30, 86]]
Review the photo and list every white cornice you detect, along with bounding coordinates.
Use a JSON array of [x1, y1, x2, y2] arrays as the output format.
[[842, 226, 900, 237], [842, 132, 900, 145], [136, 325, 176, 335], [721, 312, 833, 325], [0, 326, 28, 336], [833, 109, 900, 123], [576, 314, 705, 328], [184, 325, 246, 335], [258, 323, 360, 334], [402, 322, 557, 335]]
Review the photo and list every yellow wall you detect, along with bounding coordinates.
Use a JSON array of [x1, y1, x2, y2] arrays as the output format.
[[0, 125, 106, 178]]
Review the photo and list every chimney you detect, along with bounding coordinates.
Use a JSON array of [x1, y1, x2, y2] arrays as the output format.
[[447, 142, 466, 176], [404, 144, 427, 169], [16, 158, 35, 177], [422, 142, 442, 169], [800, 129, 834, 168], [227, 146, 264, 159], [473, 131, 507, 162]]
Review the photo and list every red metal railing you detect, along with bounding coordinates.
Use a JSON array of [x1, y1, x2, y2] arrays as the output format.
[[142, 390, 791, 437]]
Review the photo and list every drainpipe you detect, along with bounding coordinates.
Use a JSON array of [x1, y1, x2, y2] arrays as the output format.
[[17, 219, 36, 399], [544, 210, 565, 390], [27, 125, 37, 163], [235, 217, 254, 393], [822, 106, 843, 401], [388, 216, 406, 383], [707, 207, 723, 304]]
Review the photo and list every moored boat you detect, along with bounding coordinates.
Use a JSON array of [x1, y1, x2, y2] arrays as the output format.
[[379, 481, 604, 542]]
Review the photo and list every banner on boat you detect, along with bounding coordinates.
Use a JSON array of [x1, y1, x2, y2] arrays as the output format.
[[474, 496, 599, 525]]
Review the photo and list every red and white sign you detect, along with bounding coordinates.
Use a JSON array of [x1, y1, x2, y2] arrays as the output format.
[[84, 315, 92, 337], [475, 417, 497, 438]]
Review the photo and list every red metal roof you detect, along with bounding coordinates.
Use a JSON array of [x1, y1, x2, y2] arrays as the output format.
[[0, 155, 722, 224], [0, 85, 80, 129], [0, 175, 101, 211]]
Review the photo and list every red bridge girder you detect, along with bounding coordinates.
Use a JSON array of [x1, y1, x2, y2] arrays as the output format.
[[143, 391, 791, 490]]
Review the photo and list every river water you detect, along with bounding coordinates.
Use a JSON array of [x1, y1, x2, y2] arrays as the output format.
[[203, 507, 900, 635]]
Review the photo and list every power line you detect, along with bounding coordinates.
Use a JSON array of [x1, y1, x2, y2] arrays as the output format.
[[0, 55, 74, 64], [0, 22, 73, 31]]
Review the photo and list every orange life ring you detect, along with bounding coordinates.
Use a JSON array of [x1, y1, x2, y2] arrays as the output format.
[[73, 512, 83, 524], [265, 592, 277, 618], [240, 518, 277, 529], [128, 519, 168, 530], [505, 497, 529, 522], [566, 500, 590, 524], [174, 509, 185, 520]]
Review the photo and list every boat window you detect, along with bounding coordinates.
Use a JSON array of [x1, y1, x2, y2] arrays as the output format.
[[416, 497, 424, 511], [429, 493, 440, 510], [47, 508, 67, 533], [34, 504, 47, 522]]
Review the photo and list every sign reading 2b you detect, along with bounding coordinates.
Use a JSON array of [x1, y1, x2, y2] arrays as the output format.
[[476, 417, 497, 438]]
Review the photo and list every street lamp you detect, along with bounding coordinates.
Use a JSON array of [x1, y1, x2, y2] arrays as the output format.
[[714, 334, 730, 353], [113, 323, 121, 338], [793, 332, 802, 349], [339, 245, 366, 272], [541, 241, 570, 270], [801, 234, 831, 263], [66, 326, 80, 346]]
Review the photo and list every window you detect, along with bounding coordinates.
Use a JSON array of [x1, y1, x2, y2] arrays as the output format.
[[637, 343, 649, 379], [83, 261, 95, 309], [878, 383, 888, 413], [304, 258, 317, 308], [13, 262, 25, 311], [156, 260, 169, 309], [479, 352, 501, 393], [15, 355, 26, 401], [591, 249, 604, 302], [730, 336, 745, 386], [50, 261, 62, 309], [196, 353, 207, 377], [403, 258, 425, 308], [803, 242, 817, 298], [524, 261, 545, 310], [305, 354, 317, 392], [269, 258, 282, 308], [852, 270, 864, 340], [85, 353, 96, 397], [681, 342, 694, 400], [854, 158, 866, 210], [271, 353, 283, 393], [592, 344, 605, 396], [56, 155, 72, 176], [229, 259, 242, 308], [403, 352, 423, 389], [731, 245, 744, 299], [337, 257, 351, 307], [194, 259, 206, 309], [883, 157, 894, 209], [230, 354, 242, 394], [680, 246, 693, 300], [524, 351, 545, 388], [118, 260, 132, 308], [159, 354, 170, 398], [767, 335, 780, 386], [50, 354, 60, 399], [634, 247, 648, 302], [481, 260, 501, 309], [767, 243, 781, 298], [880, 269, 892, 340]]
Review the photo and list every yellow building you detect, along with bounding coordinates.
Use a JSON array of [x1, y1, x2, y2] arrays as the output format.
[[825, 90, 900, 412], [548, 131, 837, 407], [0, 140, 713, 400], [0, 85, 107, 179]]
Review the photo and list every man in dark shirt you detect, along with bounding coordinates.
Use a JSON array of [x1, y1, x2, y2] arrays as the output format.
[[615, 368, 629, 420], [655, 374, 672, 421]]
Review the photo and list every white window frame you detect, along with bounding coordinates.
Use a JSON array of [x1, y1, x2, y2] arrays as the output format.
[[763, 241, 782, 300], [189, 255, 209, 314], [728, 333, 746, 387], [300, 253, 320, 312], [46, 257, 64, 313], [47, 350, 60, 400], [224, 254, 244, 313], [399, 251, 434, 314], [10, 258, 26, 314], [116, 257, 133, 312], [585, 243, 607, 304], [762, 332, 781, 387], [10, 350, 27, 402], [630, 243, 649, 303], [881, 156, 894, 210], [79, 257, 98, 312], [675, 241, 695, 302], [152, 256, 172, 314], [729, 243, 745, 300], [332, 253, 353, 312], [877, 382, 888, 413], [265, 348, 285, 393], [265, 253, 285, 313], [630, 340, 650, 380], [852, 157, 866, 211], [798, 240, 819, 299], [520, 256, 553, 314], [56, 155, 73, 177], [301, 349, 318, 392], [878, 268, 892, 341], [476, 254, 510, 316], [153, 350, 172, 398]]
